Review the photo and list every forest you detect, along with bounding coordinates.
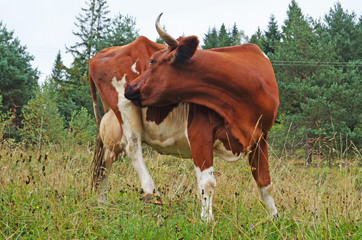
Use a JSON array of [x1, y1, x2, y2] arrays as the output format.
[[1, 0, 361, 162], [0, 0, 361, 238]]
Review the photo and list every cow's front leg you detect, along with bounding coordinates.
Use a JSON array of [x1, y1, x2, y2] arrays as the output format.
[[249, 136, 278, 217], [194, 166, 216, 222], [187, 105, 216, 222], [126, 136, 156, 196]]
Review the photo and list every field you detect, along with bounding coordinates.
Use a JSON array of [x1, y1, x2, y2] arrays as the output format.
[[0, 142, 361, 239]]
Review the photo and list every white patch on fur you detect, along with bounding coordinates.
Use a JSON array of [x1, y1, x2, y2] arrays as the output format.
[[142, 103, 191, 158], [213, 140, 242, 162], [262, 51, 269, 59], [259, 182, 278, 217], [111, 76, 155, 193], [195, 166, 216, 222], [185, 128, 191, 147], [131, 59, 140, 74]]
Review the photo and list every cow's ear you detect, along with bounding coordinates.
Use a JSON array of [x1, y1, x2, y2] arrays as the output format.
[[174, 36, 199, 63]]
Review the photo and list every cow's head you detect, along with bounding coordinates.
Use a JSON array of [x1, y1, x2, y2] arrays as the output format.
[[125, 13, 200, 107]]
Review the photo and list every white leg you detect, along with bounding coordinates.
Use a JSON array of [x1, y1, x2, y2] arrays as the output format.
[[259, 182, 278, 217], [195, 166, 217, 222], [126, 137, 155, 194], [112, 76, 156, 195]]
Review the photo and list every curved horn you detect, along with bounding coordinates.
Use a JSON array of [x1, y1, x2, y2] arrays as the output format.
[[155, 13, 178, 50]]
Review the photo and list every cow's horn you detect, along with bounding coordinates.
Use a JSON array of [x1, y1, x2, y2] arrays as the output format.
[[155, 13, 178, 50]]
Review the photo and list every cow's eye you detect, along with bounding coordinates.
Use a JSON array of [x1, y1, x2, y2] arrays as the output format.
[[149, 59, 155, 65]]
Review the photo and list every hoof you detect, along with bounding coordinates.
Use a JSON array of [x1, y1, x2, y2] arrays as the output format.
[[140, 193, 153, 203], [140, 193, 165, 205], [271, 211, 279, 218], [154, 193, 165, 205]]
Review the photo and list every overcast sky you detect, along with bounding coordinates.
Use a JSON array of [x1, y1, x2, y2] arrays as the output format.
[[1, 0, 361, 83]]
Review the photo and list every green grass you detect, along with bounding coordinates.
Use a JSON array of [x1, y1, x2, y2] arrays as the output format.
[[0, 142, 361, 239]]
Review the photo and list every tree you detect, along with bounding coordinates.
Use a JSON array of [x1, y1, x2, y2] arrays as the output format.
[[99, 14, 139, 49], [59, 0, 111, 122], [67, 0, 110, 64], [202, 27, 218, 49], [263, 15, 281, 55], [230, 23, 246, 46], [50, 51, 68, 88], [249, 27, 266, 51], [0, 21, 39, 122], [202, 24, 245, 49], [323, 2, 361, 62], [0, 95, 14, 140], [20, 87, 65, 146], [47, 52, 79, 121], [218, 24, 231, 47], [270, 0, 338, 164]]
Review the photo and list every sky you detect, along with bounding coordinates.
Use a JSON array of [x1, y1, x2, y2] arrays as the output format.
[[1, 0, 361, 83]]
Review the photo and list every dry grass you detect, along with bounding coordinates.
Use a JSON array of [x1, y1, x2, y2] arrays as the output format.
[[0, 142, 361, 239]]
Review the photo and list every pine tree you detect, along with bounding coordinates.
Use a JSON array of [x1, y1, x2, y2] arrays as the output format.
[[67, 0, 111, 76], [50, 51, 67, 88], [218, 24, 231, 47], [58, 0, 112, 122], [271, 0, 338, 163], [230, 23, 246, 46], [0, 21, 39, 124], [323, 2, 361, 62], [264, 15, 281, 54], [203, 24, 245, 49], [202, 27, 218, 49], [249, 27, 266, 51], [100, 14, 139, 49]]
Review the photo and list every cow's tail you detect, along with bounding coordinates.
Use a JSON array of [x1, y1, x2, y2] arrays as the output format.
[[91, 134, 106, 191], [89, 74, 101, 129], [89, 74, 105, 192]]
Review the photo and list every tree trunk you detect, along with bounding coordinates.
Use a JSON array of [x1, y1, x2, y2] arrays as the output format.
[[305, 134, 312, 167]]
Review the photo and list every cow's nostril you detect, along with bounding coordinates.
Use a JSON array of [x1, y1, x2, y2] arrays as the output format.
[[125, 85, 134, 99], [125, 85, 141, 103]]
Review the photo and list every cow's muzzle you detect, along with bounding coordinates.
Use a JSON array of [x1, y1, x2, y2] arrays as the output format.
[[124, 84, 141, 106]]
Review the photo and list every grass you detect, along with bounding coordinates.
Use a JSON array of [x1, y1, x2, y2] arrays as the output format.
[[0, 142, 361, 239]]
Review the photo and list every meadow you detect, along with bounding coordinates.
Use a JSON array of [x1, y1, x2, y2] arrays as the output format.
[[0, 141, 360, 239]]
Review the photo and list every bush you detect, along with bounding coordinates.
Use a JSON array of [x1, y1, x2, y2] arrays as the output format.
[[20, 89, 65, 147], [68, 107, 96, 145], [0, 95, 15, 141]]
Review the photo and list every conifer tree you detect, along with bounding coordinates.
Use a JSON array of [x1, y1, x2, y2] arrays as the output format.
[[0, 21, 39, 124], [263, 15, 281, 54], [202, 27, 218, 49], [323, 2, 361, 62], [67, 0, 110, 67], [249, 27, 266, 51], [271, 0, 338, 164], [218, 24, 231, 47], [100, 14, 139, 49], [202, 24, 245, 49], [50, 51, 67, 88]]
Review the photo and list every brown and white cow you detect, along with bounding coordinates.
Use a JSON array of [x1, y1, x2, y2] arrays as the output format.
[[124, 14, 279, 222], [89, 36, 165, 202]]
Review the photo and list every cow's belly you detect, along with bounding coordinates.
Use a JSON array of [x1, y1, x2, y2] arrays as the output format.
[[141, 104, 192, 158]]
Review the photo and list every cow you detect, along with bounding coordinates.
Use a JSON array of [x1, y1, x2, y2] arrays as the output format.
[[124, 14, 279, 222], [89, 36, 166, 202]]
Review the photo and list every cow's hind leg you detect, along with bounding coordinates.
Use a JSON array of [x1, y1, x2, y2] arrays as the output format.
[[187, 106, 216, 222], [249, 136, 278, 217], [93, 110, 123, 204], [96, 148, 115, 204]]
